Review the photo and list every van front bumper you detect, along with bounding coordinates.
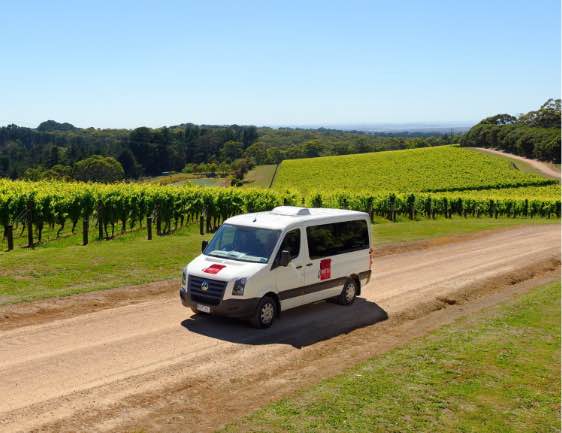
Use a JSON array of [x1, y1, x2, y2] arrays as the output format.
[[179, 287, 259, 319]]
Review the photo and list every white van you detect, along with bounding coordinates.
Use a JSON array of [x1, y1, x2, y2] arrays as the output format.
[[180, 206, 373, 328]]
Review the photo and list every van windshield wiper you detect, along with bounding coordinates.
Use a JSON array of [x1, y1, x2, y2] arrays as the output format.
[[207, 250, 231, 258], [208, 250, 266, 263]]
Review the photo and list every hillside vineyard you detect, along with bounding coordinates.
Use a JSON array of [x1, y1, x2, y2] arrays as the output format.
[[273, 146, 557, 193]]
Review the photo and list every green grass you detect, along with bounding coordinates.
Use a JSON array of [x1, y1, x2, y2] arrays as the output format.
[[0, 224, 206, 303], [0, 217, 558, 304], [139, 172, 195, 185], [140, 173, 228, 187], [242, 164, 277, 188], [273, 146, 555, 194], [220, 280, 561, 433], [188, 177, 227, 187]]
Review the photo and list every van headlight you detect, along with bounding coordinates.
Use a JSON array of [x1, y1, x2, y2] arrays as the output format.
[[181, 269, 187, 287], [232, 278, 246, 296]]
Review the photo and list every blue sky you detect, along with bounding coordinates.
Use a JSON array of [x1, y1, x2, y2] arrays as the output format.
[[1, 0, 560, 128]]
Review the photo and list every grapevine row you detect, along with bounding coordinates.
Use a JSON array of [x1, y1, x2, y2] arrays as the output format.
[[0, 179, 559, 250]]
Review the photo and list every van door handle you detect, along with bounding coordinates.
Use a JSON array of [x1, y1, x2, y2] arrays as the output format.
[[295, 265, 303, 269], [306, 263, 313, 267]]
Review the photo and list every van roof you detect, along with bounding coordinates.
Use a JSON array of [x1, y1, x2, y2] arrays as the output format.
[[224, 206, 369, 230]]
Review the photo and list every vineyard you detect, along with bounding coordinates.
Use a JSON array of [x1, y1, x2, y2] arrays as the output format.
[[1, 177, 559, 251], [272, 145, 559, 193]]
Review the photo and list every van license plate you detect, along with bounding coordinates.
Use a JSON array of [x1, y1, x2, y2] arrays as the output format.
[[197, 304, 211, 313]]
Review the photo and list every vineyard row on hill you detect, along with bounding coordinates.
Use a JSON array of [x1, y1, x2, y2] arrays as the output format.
[[271, 145, 556, 194], [0, 180, 560, 249]]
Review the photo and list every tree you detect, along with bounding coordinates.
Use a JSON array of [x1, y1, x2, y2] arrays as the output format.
[[37, 120, 77, 132], [47, 145, 61, 167], [220, 140, 242, 162], [519, 98, 561, 128], [244, 142, 268, 164], [73, 156, 124, 183], [241, 126, 258, 147], [480, 114, 517, 125], [129, 127, 154, 173], [231, 158, 253, 180], [303, 140, 323, 157], [117, 149, 141, 178], [460, 99, 561, 162]]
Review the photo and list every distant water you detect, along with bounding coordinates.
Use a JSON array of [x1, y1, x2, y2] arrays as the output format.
[[269, 122, 474, 133]]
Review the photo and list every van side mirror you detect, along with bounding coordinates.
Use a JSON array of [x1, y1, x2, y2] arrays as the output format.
[[201, 240, 208, 253], [279, 250, 291, 267]]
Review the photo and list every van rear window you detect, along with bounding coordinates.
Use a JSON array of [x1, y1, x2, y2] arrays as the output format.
[[306, 220, 369, 259]]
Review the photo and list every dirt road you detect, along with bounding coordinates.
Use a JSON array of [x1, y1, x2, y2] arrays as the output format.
[[0, 224, 559, 433], [476, 147, 561, 179]]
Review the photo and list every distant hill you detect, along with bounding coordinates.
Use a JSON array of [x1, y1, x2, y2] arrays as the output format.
[[272, 145, 557, 194]]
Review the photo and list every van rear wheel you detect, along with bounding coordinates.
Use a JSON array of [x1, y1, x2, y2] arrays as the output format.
[[250, 296, 277, 329], [336, 278, 357, 305]]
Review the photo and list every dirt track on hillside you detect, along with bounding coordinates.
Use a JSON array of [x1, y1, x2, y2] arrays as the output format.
[[475, 147, 561, 179], [0, 224, 559, 433]]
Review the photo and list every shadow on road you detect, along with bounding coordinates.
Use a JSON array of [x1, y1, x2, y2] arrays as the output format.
[[181, 297, 388, 349]]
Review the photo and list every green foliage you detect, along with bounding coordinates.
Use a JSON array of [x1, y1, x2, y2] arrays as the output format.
[[0, 178, 559, 251], [0, 123, 258, 178], [245, 128, 461, 165], [73, 156, 125, 183], [23, 164, 72, 181], [117, 149, 141, 179], [461, 99, 561, 162], [0, 121, 461, 179], [273, 146, 557, 194], [36, 120, 77, 132]]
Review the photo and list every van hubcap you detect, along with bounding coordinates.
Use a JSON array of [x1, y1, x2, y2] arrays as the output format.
[[261, 303, 274, 324], [344, 282, 355, 302]]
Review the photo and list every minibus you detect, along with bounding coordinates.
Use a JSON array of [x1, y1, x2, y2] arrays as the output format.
[[180, 206, 373, 328]]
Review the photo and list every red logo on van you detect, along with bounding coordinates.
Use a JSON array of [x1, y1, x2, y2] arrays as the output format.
[[319, 258, 331, 280], [203, 264, 226, 274]]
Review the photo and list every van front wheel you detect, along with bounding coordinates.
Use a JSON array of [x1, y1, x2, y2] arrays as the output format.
[[336, 278, 357, 305], [250, 296, 277, 329]]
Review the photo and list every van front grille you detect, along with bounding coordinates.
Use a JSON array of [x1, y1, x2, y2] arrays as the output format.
[[188, 275, 227, 306]]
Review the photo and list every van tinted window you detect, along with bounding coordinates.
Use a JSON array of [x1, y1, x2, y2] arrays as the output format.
[[275, 228, 301, 263], [306, 220, 369, 259]]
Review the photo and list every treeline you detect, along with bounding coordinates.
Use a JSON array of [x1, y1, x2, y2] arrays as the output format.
[[0, 120, 460, 181], [245, 128, 461, 164], [0, 122, 258, 180], [461, 99, 561, 163]]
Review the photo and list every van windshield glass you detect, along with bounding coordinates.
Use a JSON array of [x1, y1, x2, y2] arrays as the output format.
[[204, 224, 281, 263]]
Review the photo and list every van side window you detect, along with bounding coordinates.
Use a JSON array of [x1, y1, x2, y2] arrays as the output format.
[[276, 228, 301, 261], [306, 220, 369, 259]]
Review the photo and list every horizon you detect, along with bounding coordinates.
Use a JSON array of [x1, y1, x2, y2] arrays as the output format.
[[1, 0, 560, 128], [7, 119, 476, 131]]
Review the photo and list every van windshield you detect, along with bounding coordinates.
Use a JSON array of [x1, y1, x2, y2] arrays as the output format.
[[204, 224, 281, 263]]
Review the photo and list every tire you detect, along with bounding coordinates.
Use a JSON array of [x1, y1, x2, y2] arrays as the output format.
[[336, 278, 357, 306], [250, 296, 277, 329]]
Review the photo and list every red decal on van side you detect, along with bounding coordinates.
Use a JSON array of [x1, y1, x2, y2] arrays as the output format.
[[203, 264, 226, 274], [319, 258, 331, 280]]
